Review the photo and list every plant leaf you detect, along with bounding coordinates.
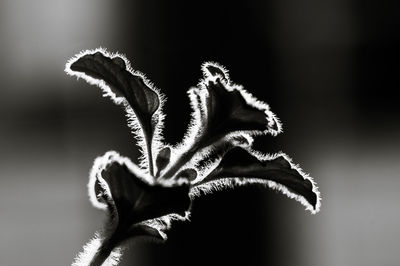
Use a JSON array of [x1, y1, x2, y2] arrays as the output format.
[[180, 62, 281, 156], [68, 50, 160, 117], [176, 168, 198, 181], [198, 63, 281, 143], [192, 147, 320, 213], [65, 48, 164, 175], [160, 63, 281, 180], [155, 146, 171, 177], [89, 151, 191, 227], [101, 163, 190, 226]]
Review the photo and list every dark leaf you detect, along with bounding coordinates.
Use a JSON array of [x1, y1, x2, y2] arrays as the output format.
[[196, 147, 320, 213], [99, 162, 191, 225], [69, 51, 160, 118], [160, 63, 281, 180], [66, 49, 162, 175], [176, 168, 198, 182], [186, 63, 281, 151], [155, 146, 171, 177], [203, 80, 277, 140]]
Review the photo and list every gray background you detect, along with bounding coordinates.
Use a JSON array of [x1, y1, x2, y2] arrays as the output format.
[[0, 0, 399, 265]]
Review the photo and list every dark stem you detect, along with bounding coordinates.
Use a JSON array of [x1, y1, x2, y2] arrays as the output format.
[[89, 238, 118, 266], [160, 138, 206, 179], [160, 132, 228, 180], [138, 119, 154, 177], [161, 150, 195, 179], [146, 139, 154, 177]]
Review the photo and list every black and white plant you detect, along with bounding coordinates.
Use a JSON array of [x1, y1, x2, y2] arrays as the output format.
[[65, 48, 321, 266]]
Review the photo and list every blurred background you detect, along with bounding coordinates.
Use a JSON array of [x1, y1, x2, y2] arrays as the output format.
[[0, 0, 399, 265]]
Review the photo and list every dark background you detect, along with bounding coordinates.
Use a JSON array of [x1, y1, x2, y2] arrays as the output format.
[[0, 0, 399, 265]]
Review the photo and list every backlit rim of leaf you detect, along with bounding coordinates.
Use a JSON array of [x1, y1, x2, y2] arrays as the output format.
[[89, 151, 190, 210], [183, 134, 255, 178], [174, 62, 282, 155], [141, 210, 192, 241], [190, 149, 321, 214], [88, 151, 155, 211], [200, 62, 283, 137], [89, 151, 192, 245], [201, 61, 230, 84], [162, 62, 283, 180], [72, 232, 122, 266], [65, 47, 166, 174]]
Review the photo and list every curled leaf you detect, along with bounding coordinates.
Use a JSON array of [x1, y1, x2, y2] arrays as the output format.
[[192, 147, 320, 213], [78, 152, 189, 266], [66, 49, 160, 116], [161, 63, 282, 179], [101, 163, 190, 224], [90, 152, 191, 227], [65, 48, 165, 175], [193, 63, 281, 145]]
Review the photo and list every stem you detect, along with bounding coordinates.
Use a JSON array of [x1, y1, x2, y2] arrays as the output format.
[[87, 217, 137, 266], [89, 239, 116, 266], [89, 250, 111, 266], [161, 152, 191, 179], [160, 133, 226, 179], [138, 119, 154, 177], [146, 140, 154, 177], [161, 143, 201, 179]]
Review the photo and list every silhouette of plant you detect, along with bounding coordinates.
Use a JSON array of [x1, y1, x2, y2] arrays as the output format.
[[65, 48, 321, 266]]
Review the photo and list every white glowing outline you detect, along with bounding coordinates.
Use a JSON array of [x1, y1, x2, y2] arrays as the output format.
[[190, 149, 321, 214], [165, 62, 283, 177], [71, 233, 122, 266], [65, 47, 166, 174], [66, 50, 321, 266], [88, 151, 190, 242]]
